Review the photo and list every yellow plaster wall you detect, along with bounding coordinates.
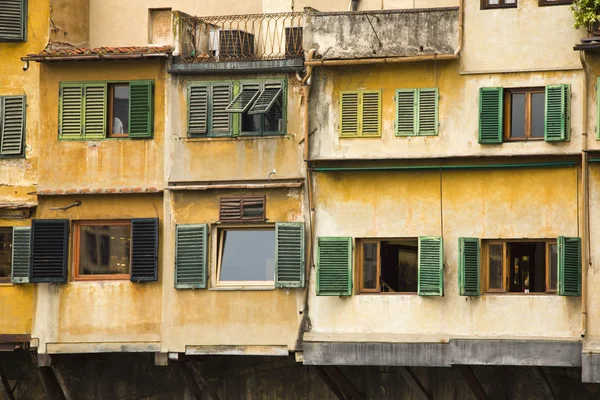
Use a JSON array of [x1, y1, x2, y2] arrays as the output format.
[[37, 61, 165, 190], [32, 195, 163, 349], [309, 167, 580, 340], [584, 165, 600, 345], [161, 189, 304, 351]]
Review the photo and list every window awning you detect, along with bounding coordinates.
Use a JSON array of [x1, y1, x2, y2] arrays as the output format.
[[248, 83, 282, 114]]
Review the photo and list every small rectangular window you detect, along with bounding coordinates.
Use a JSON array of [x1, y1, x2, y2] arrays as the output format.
[[219, 195, 266, 222], [74, 221, 131, 280], [108, 83, 130, 137], [481, 0, 517, 9], [358, 239, 418, 294], [504, 88, 545, 141], [0, 227, 12, 283]]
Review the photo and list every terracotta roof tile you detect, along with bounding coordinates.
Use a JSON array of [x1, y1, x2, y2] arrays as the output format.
[[25, 46, 173, 62], [32, 187, 163, 195]]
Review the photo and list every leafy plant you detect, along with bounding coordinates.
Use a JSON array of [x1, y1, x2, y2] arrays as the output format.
[[572, 0, 600, 30]]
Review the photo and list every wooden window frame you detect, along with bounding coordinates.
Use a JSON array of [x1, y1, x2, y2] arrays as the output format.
[[539, 0, 571, 6], [239, 79, 287, 137], [481, 0, 517, 9], [107, 83, 129, 138], [0, 227, 12, 283], [503, 87, 545, 141], [215, 224, 276, 288], [483, 239, 557, 294], [73, 220, 131, 281]]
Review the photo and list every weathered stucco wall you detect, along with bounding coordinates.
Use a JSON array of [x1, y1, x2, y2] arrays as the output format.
[[32, 194, 163, 353], [161, 188, 305, 352], [304, 8, 459, 60], [49, 0, 90, 48], [310, 62, 584, 160], [308, 167, 580, 340], [37, 61, 165, 190], [584, 165, 600, 351]]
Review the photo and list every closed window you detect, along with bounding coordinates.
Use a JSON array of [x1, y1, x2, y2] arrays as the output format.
[[481, 0, 517, 9], [0, 0, 27, 42], [0, 95, 26, 158], [504, 88, 545, 141], [358, 239, 418, 294], [0, 227, 11, 283]]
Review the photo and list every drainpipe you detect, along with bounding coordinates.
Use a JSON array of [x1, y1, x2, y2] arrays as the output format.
[[350, 0, 359, 11], [454, 0, 464, 56], [580, 50, 590, 338]]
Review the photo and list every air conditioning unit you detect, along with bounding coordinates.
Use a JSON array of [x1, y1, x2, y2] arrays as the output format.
[[218, 29, 255, 59]]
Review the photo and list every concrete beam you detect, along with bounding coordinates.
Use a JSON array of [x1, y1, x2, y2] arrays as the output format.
[[168, 59, 303, 75], [582, 353, 600, 383]]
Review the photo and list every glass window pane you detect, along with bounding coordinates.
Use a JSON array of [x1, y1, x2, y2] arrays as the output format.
[[219, 229, 275, 282], [550, 243, 558, 290], [0, 228, 12, 279], [488, 0, 499, 4], [79, 225, 131, 275], [362, 243, 377, 290], [112, 85, 129, 134], [488, 244, 504, 289], [510, 93, 526, 138], [242, 113, 262, 134], [531, 93, 545, 138], [264, 98, 283, 133], [504, 0, 516, 3]]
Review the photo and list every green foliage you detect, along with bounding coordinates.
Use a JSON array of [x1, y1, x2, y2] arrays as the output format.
[[572, 0, 600, 30]]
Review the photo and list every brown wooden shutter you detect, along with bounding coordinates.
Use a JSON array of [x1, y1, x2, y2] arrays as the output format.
[[219, 195, 266, 222]]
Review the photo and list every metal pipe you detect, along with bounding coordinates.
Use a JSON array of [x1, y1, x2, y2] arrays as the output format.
[[454, 0, 463, 56], [303, 53, 458, 67], [580, 50, 589, 338], [310, 161, 577, 172]]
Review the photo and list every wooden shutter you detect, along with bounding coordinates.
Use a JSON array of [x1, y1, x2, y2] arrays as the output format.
[[83, 83, 107, 139], [175, 224, 207, 289], [59, 84, 84, 139], [316, 237, 352, 296], [11, 226, 30, 284], [225, 82, 260, 113], [30, 220, 68, 283], [129, 80, 154, 138], [210, 83, 232, 135], [396, 89, 416, 135], [479, 87, 503, 144], [545, 84, 570, 142], [340, 91, 359, 136], [0, 0, 26, 42], [0, 95, 26, 157], [249, 82, 283, 114], [219, 195, 265, 222], [130, 218, 158, 282], [557, 236, 581, 297], [188, 84, 208, 136], [275, 223, 305, 288], [458, 237, 480, 296], [418, 236, 443, 296], [361, 90, 381, 137], [417, 88, 438, 135]]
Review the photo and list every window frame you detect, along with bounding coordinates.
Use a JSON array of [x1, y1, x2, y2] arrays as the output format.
[[73, 220, 132, 281], [481, 0, 517, 9], [0, 227, 12, 284], [539, 0, 571, 6], [483, 239, 557, 294], [503, 87, 545, 142], [107, 83, 130, 138]]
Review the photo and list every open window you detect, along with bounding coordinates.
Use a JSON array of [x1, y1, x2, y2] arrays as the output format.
[[359, 239, 418, 294], [0, 227, 11, 283]]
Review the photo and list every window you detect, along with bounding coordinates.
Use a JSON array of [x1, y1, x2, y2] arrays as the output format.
[[396, 88, 438, 136], [219, 195, 265, 222], [539, 0, 571, 5], [0, 0, 27, 42], [339, 90, 382, 137], [481, 0, 517, 9], [74, 221, 131, 280], [0, 95, 26, 158], [358, 239, 418, 294], [59, 81, 154, 140], [187, 79, 286, 137], [479, 84, 570, 144], [0, 228, 12, 283]]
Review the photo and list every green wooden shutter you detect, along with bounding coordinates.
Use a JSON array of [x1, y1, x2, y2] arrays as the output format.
[[396, 89, 416, 136], [129, 80, 154, 138], [175, 224, 207, 289], [225, 82, 260, 113], [417, 88, 438, 136], [545, 84, 570, 142], [59, 84, 84, 139], [361, 90, 381, 137], [11, 227, 30, 284], [479, 87, 503, 144], [187, 84, 208, 136], [30, 220, 69, 283], [0, 0, 27, 42], [316, 237, 352, 296], [418, 236, 443, 296], [458, 237, 480, 296], [248, 82, 283, 114], [275, 223, 305, 288], [130, 218, 159, 282], [557, 236, 581, 297], [210, 83, 233, 135], [82, 83, 107, 139], [340, 91, 359, 137], [0, 95, 26, 157]]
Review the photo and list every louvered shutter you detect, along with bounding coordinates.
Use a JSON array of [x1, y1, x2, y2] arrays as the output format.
[[545, 84, 570, 142], [83, 83, 107, 139], [30, 220, 68, 283], [0, 95, 26, 157], [187, 84, 208, 136], [361, 90, 381, 137], [11, 227, 30, 284], [129, 80, 154, 138], [458, 237, 480, 296], [210, 83, 232, 135], [130, 218, 158, 282], [340, 91, 359, 136], [396, 89, 416, 135], [175, 224, 207, 289], [275, 223, 305, 288], [316, 237, 352, 296], [0, 0, 26, 42], [225, 83, 260, 113], [59, 84, 84, 139], [557, 236, 581, 297], [249, 82, 283, 114], [417, 88, 438, 135], [418, 236, 443, 296], [479, 87, 503, 144]]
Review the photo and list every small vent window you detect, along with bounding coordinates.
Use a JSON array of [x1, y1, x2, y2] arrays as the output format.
[[219, 195, 266, 222]]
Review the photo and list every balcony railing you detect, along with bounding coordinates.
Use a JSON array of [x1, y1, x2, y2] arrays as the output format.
[[180, 12, 304, 63]]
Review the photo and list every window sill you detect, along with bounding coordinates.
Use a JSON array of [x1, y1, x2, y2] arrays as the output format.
[[339, 135, 382, 139], [481, 5, 517, 10], [356, 292, 418, 295], [183, 135, 288, 142], [483, 292, 558, 296], [210, 285, 276, 291]]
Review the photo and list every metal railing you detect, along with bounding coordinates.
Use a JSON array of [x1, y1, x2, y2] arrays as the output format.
[[180, 12, 304, 63]]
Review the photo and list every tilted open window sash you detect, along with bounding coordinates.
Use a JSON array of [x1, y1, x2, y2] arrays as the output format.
[[248, 83, 283, 114], [225, 83, 260, 113]]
